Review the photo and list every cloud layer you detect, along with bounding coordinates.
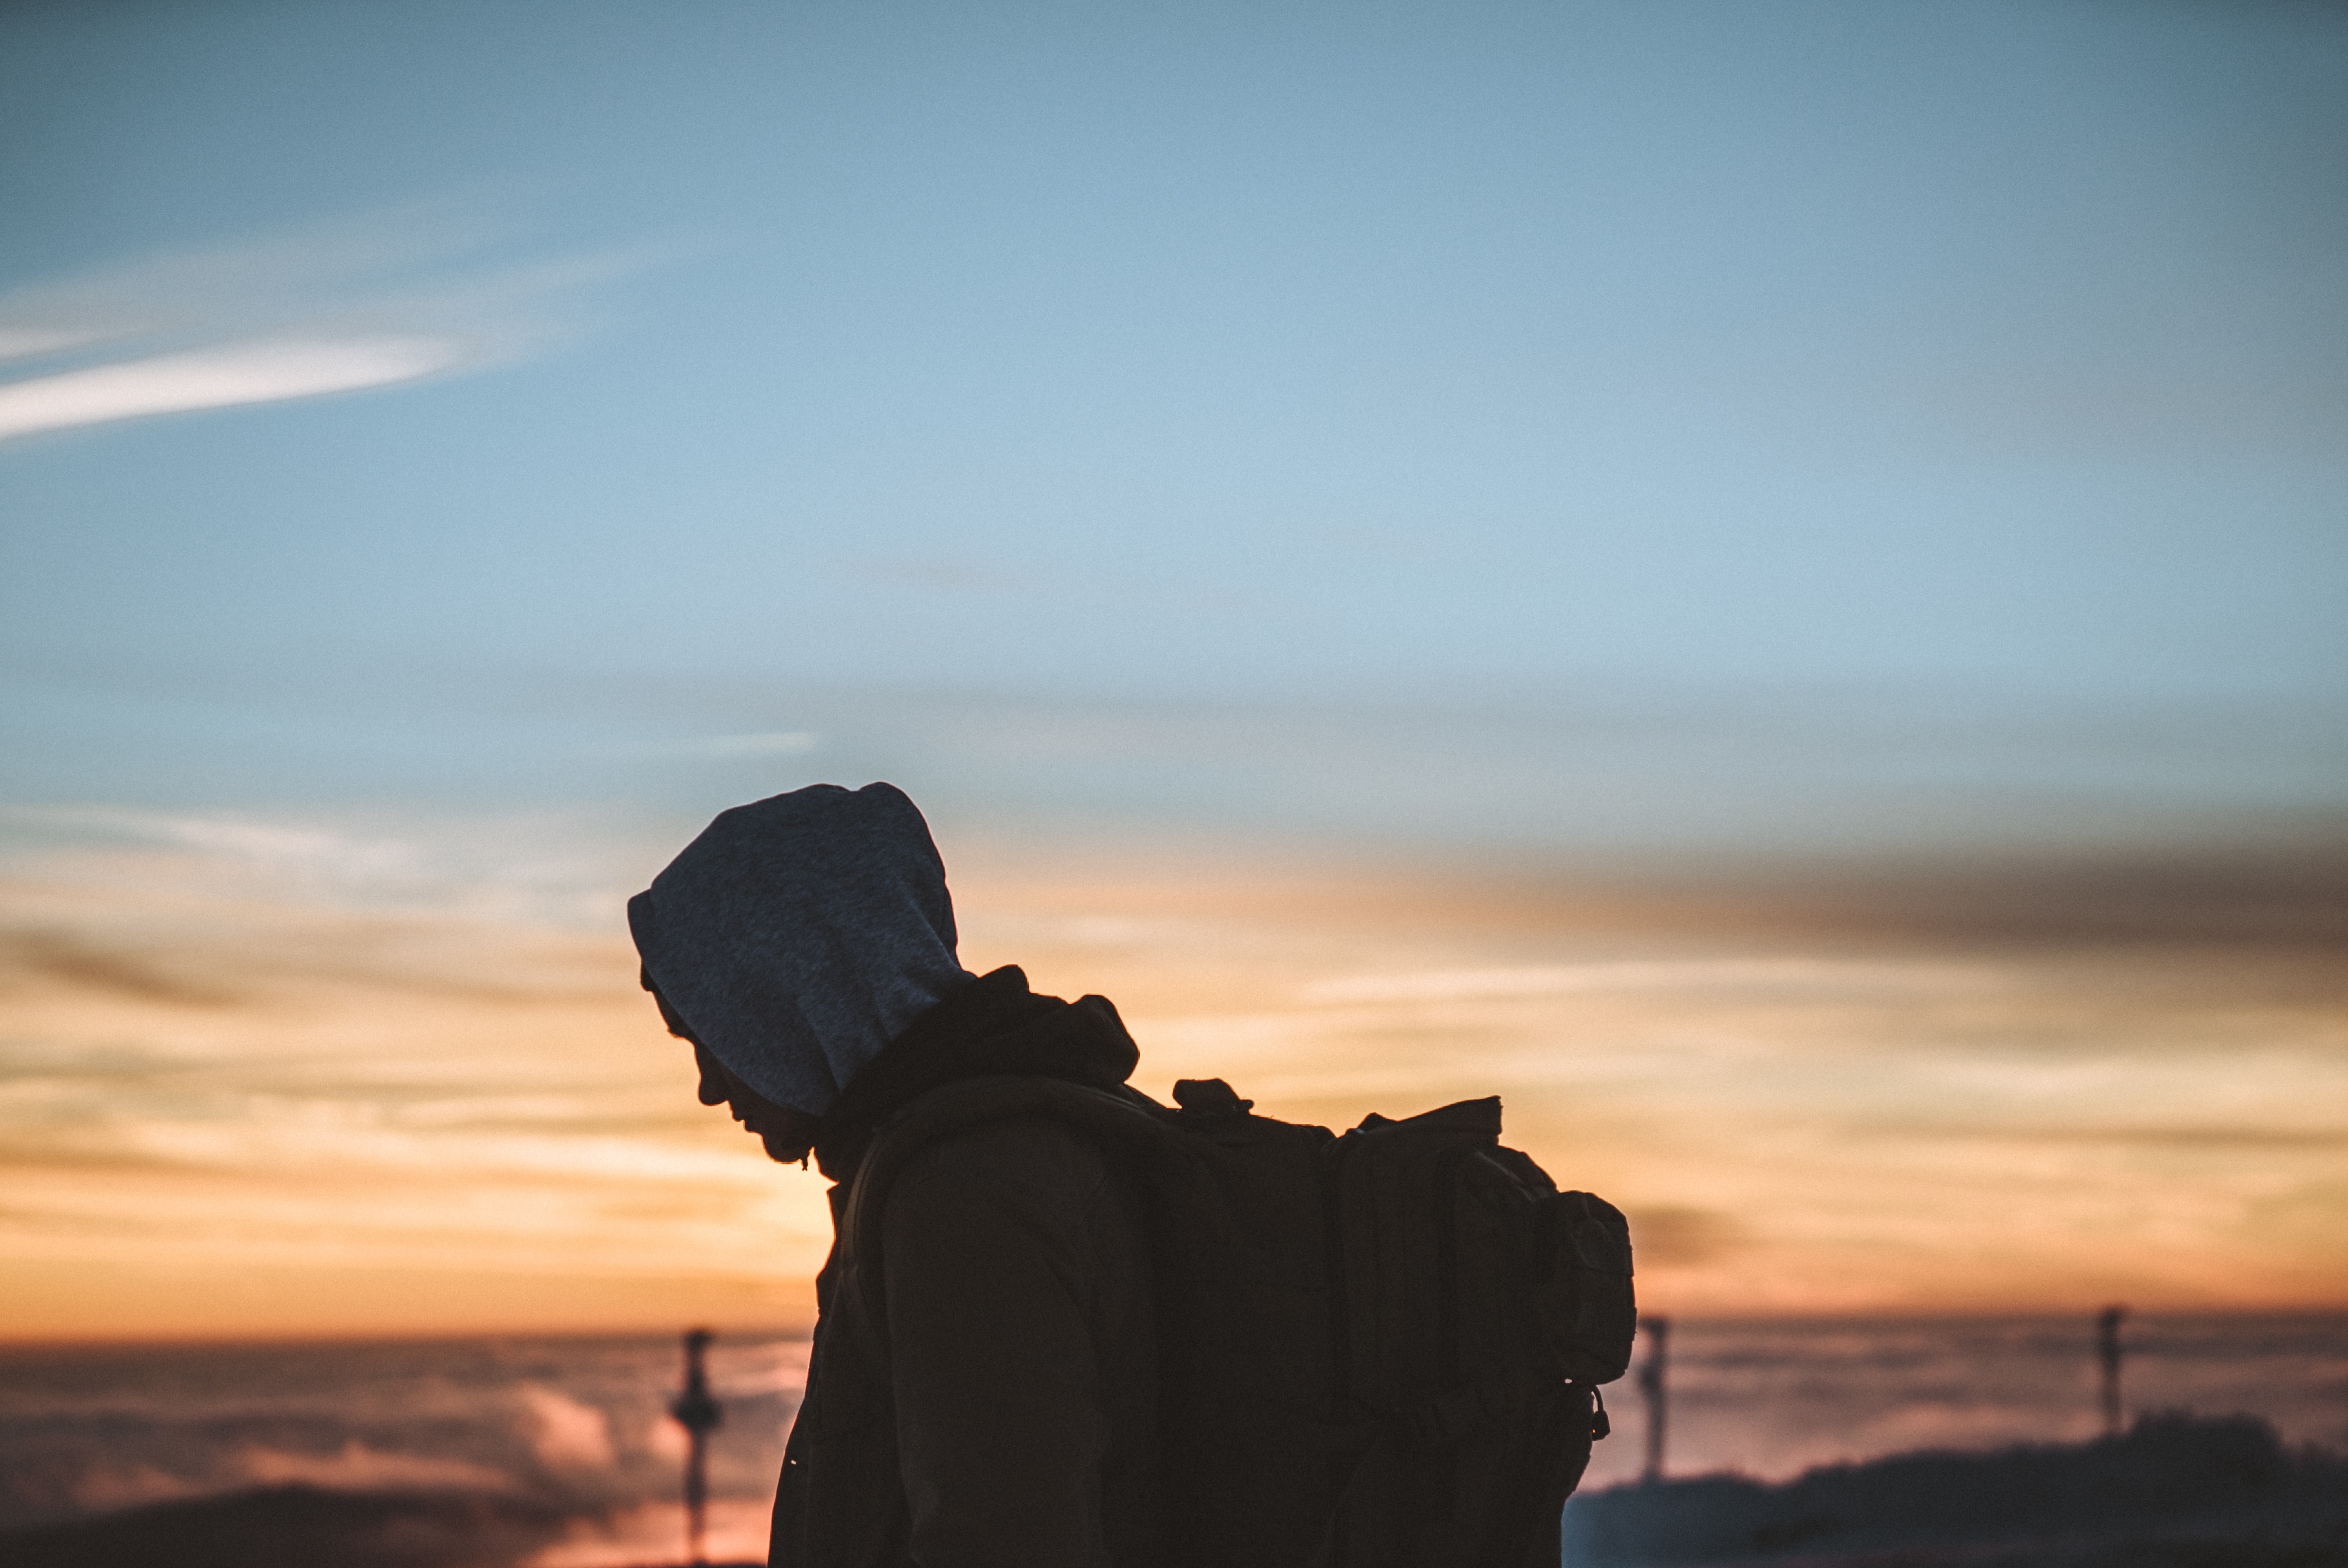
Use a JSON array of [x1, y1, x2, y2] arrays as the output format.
[[0, 336, 468, 442], [3, 807, 2341, 1338], [0, 210, 635, 443]]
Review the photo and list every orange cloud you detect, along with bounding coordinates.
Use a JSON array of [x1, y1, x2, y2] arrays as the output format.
[[1, 835, 2342, 1339]]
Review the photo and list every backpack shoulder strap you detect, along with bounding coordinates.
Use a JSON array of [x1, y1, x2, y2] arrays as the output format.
[[833, 1075, 1170, 1327]]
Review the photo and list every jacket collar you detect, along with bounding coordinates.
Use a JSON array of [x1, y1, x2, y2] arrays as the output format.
[[812, 964, 1142, 1181]]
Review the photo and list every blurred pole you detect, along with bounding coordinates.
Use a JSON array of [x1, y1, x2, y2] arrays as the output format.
[[1638, 1316, 1670, 1483], [670, 1328, 723, 1566], [2097, 1306, 2127, 1437]]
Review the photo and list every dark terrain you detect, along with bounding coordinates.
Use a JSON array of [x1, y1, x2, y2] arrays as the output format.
[[3, 1412, 2340, 1567], [1563, 1412, 2348, 1566]]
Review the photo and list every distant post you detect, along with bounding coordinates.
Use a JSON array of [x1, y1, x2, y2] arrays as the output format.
[[2096, 1306, 2127, 1437], [1638, 1315, 1670, 1482], [670, 1328, 724, 1566]]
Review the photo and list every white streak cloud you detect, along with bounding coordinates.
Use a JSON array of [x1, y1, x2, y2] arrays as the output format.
[[0, 204, 653, 445], [0, 336, 471, 441]]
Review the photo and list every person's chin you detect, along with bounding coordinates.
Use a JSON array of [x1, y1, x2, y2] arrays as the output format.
[[758, 1127, 812, 1164]]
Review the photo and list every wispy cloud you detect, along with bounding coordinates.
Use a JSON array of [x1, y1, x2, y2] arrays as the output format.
[[1296, 958, 1995, 1006], [0, 802, 636, 929], [4, 803, 427, 885], [0, 337, 469, 442], [689, 731, 823, 758], [0, 206, 650, 444]]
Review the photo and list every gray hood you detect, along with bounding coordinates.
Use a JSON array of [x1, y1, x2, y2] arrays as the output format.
[[627, 782, 974, 1116]]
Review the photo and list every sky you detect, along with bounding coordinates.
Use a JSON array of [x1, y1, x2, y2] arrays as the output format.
[[1, 0, 2344, 1338]]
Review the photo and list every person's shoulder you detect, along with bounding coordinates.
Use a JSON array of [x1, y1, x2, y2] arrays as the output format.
[[885, 1106, 1125, 1222], [906, 1107, 1107, 1175]]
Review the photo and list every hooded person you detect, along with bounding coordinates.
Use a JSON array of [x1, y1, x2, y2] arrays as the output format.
[[628, 783, 1165, 1568]]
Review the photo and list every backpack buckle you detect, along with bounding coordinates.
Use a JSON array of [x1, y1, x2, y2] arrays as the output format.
[[1172, 1078, 1255, 1115]]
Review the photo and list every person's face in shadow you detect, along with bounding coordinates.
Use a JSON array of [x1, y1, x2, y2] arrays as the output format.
[[648, 981, 823, 1165]]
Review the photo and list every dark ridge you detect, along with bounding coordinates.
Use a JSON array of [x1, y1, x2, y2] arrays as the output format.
[[1563, 1412, 2348, 1567], [0, 1485, 574, 1568]]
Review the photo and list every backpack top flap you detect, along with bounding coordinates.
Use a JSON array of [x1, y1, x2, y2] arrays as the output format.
[[1324, 1097, 1503, 1420]]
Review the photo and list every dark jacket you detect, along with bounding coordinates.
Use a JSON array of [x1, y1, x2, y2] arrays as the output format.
[[771, 966, 1165, 1568]]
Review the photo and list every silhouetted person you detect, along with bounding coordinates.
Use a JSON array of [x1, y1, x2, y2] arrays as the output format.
[[671, 1328, 723, 1565], [629, 784, 1161, 1568], [1636, 1316, 1670, 1482], [2097, 1306, 2127, 1437]]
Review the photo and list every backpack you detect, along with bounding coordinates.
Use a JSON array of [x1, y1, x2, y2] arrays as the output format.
[[840, 1072, 1636, 1568]]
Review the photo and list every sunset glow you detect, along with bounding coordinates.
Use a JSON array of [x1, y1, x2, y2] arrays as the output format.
[[4, 819, 2339, 1340]]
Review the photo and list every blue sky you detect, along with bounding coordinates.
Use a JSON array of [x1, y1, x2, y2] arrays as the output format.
[[5, 2, 2347, 1341], [2, 0, 2344, 850]]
